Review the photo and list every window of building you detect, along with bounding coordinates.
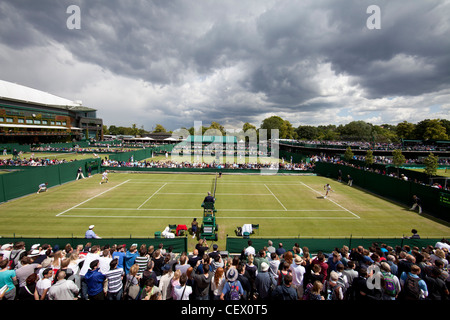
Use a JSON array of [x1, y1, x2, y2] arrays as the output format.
[[26, 119, 33, 124], [6, 118, 13, 123], [42, 120, 48, 125], [62, 121, 66, 126], [0, 118, 4, 122], [18, 119, 24, 123], [51, 121, 55, 125], [34, 120, 41, 124], [56, 121, 61, 125]]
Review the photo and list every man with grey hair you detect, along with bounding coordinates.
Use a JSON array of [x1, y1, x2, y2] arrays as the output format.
[[380, 262, 401, 300], [386, 255, 398, 276], [47, 270, 79, 300], [267, 241, 276, 254]]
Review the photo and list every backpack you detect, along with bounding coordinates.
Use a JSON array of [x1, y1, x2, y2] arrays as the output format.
[[9, 249, 25, 270], [226, 282, 241, 300], [382, 272, 397, 297], [402, 274, 420, 300], [303, 282, 314, 300]]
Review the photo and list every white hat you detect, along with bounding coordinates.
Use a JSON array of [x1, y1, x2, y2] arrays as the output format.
[[89, 225, 95, 229], [31, 244, 40, 250], [226, 268, 239, 282], [1, 243, 13, 250], [28, 250, 40, 257], [261, 262, 269, 272]]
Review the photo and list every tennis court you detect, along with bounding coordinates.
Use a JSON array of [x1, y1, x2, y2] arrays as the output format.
[[1, 172, 449, 251]]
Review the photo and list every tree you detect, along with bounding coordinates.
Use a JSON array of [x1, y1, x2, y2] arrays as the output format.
[[344, 146, 354, 161], [365, 150, 374, 166], [208, 122, 225, 135], [296, 125, 319, 140], [392, 149, 406, 177], [423, 120, 448, 140], [280, 120, 298, 139], [260, 116, 285, 139], [396, 121, 415, 140], [337, 121, 373, 141], [414, 119, 448, 141], [153, 124, 167, 133], [423, 152, 439, 177]]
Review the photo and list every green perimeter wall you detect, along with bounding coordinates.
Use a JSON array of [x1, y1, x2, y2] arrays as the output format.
[[0, 158, 101, 203], [0, 237, 188, 254], [314, 162, 450, 223], [226, 237, 443, 254]]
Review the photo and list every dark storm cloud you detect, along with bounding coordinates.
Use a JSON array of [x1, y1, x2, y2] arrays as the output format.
[[0, 0, 449, 128]]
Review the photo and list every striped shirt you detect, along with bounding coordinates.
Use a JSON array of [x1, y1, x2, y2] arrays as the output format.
[[135, 256, 150, 275], [104, 268, 124, 293]]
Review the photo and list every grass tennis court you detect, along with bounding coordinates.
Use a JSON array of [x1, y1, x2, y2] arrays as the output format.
[[0, 172, 449, 252]]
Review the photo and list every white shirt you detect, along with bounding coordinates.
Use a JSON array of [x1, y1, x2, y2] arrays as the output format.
[[173, 285, 193, 300], [36, 278, 52, 297], [289, 263, 306, 286], [79, 252, 100, 276], [244, 246, 255, 256]]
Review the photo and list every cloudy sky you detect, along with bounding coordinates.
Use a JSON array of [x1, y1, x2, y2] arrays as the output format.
[[0, 0, 449, 131]]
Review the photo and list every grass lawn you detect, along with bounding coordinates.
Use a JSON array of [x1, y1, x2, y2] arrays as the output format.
[[0, 172, 449, 252], [409, 168, 450, 178]]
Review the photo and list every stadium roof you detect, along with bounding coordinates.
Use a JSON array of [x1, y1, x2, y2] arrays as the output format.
[[0, 79, 96, 112]]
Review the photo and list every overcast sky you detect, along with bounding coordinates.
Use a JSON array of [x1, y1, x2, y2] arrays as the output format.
[[0, 0, 449, 131]]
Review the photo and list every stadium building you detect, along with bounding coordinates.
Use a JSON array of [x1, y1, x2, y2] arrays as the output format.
[[0, 79, 103, 144]]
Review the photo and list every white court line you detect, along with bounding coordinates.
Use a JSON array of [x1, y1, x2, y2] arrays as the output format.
[[73, 207, 345, 212], [158, 193, 271, 196], [137, 183, 167, 209], [264, 184, 287, 211], [56, 179, 131, 217], [298, 182, 360, 219], [58, 215, 356, 220]]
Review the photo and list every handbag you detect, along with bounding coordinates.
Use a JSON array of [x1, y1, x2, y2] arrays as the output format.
[[124, 276, 140, 300]]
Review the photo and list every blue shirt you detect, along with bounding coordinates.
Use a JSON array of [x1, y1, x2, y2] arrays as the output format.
[[222, 280, 244, 299], [112, 251, 126, 269], [85, 230, 97, 239], [85, 269, 106, 296], [124, 251, 138, 274]]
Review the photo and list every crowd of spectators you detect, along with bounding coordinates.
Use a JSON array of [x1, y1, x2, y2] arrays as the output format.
[[30, 146, 134, 154], [101, 158, 314, 172], [285, 140, 449, 152], [311, 154, 449, 191], [1, 238, 448, 301]]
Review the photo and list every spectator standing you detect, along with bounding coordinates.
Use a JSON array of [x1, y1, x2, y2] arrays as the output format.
[[276, 243, 286, 257], [173, 273, 192, 300], [36, 268, 53, 300], [272, 273, 298, 300], [211, 267, 226, 300], [124, 244, 139, 275], [290, 255, 306, 298], [104, 258, 124, 300], [221, 267, 244, 300], [254, 262, 276, 301], [192, 261, 213, 300], [0, 259, 17, 300], [47, 271, 79, 300], [17, 273, 39, 300], [112, 244, 126, 269], [84, 259, 106, 300]]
